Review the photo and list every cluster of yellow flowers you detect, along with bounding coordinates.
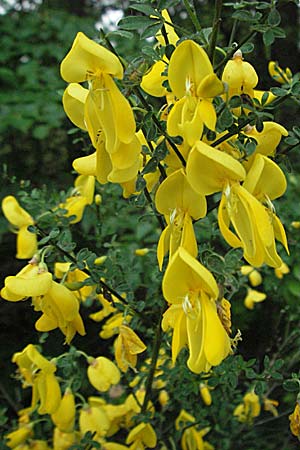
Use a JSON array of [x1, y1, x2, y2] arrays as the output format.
[[1, 7, 297, 449]]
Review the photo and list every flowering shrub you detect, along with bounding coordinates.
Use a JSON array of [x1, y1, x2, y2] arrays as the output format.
[[1, 1, 300, 449]]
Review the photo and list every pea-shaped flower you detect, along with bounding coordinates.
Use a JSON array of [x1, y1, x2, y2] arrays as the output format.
[[2, 195, 37, 259], [87, 356, 120, 392]]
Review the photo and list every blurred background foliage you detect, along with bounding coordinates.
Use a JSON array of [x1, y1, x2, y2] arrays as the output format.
[[0, 0, 300, 448]]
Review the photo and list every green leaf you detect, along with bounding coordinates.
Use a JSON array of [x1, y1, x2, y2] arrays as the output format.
[[232, 10, 262, 22], [118, 16, 155, 31], [240, 42, 254, 54], [142, 157, 158, 174], [292, 82, 300, 96], [268, 9, 281, 27], [141, 21, 162, 39], [287, 280, 300, 297], [108, 30, 134, 40], [270, 87, 288, 97], [218, 106, 234, 130], [263, 28, 275, 46], [245, 368, 257, 379], [229, 96, 242, 108], [136, 175, 146, 191], [283, 379, 300, 392], [130, 4, 160, 17]]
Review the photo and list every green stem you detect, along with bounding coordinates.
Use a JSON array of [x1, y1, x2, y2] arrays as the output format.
[[141, 302, 166, 414], [209, 0, 223, 64], [144, 186, 166, 231], [183, 0, 202, 33], [228, 19, 238, 47], [35, 225, 131, 308], [210, 117, 254, 148], [133, 87, 186, 167]]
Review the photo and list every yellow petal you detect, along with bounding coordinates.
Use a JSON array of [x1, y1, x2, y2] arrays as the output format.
[[5, 266, 52, 298], [79, 405, 110, 437], [243, 154, 287, 201], [90, 75, 136, 153], [156, 10, 179, 46], [75, 174, 95, 204], [96, 141, 113, 184], [51, 388, 76, 432], [244, 288, 266, 309], [35, 313, 58, 331], [198, 98, 216, 131], [157, 224, 171, 271], [87, 356, 120, 392], [141, 60, 168, 97], [110, 135, 141, 170], [168, 40, 213, 99], [48, 281, 79, 322], [2, 195, 33, 228], [155, 168, 206, 220], [37, 372, 62, 415], [218, 193, 242, 249], [107, 157, 140, 183], [16, 226, 37, 259], [181, 214, 198, 259], [60, 32, 123, 83], [186, 141, 246, 195], [62, 83, 88, 130], [73, 152, 97, 176], [197, 73, 224, 98], [186, 306, 207, 374], [202, 292, 231, 365], [162, 247, 218, 303]]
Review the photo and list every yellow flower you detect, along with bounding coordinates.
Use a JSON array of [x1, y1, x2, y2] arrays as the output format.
[[162, 247, 231, 373], [241, 265, 262, 287], [186, 145, 288, 268], [289, 403, 300, 437], [2, 196, 37, 259], [135, 248, 150, 256], [54, 262, 95, 302], [62, 82, 89, 130], [274, 262, 290, 279], [126, 423, 157, 449], [51, 388, 76, 432], [34, 370, 62, 415], [199, 383, 212, 406], [87, 356, 120, 392], [5, 425, 33, 449], [114, 324, 147, 372], [33, 279, 85, 344], [234, 391, 261, 423], [268, 61, 292, 84], [79, 404, 110, 438], [244, 288, 266, 310], [155, 168, 206, 269], [12, 344, 61, 414], [175, 410, 212, 450], [264, 397, 279, 417], [291, 221, 300, 229], [59, 174, 95, 224], [141, 10, 179, 97], [167, 40, 223, 146], [61, 32, 136, 153], [186, 140, 285, 267], [222, 49, 258, 98], [53, 428, 78, 450], [1, 262, 52, 302]]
